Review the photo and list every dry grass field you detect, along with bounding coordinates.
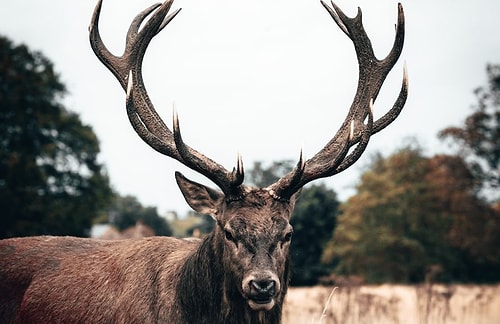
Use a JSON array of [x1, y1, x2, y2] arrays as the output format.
[[282, 284, 500, 324]]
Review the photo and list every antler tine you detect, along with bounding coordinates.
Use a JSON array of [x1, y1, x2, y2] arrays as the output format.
[[321, 0, 350, 37], [267, 151, 306, 202], [333, 99, 374, 175], [92, 0, 245, 198], [173, 108, 245, 196], [89, 0, 121, 81], [372, 63, 408, 134], [268, 1, 407, 200]]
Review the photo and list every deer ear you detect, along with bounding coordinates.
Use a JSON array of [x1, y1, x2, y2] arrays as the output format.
[[175, 172, 224, 217]]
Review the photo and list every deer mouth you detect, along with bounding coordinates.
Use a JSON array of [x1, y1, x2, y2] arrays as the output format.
[[247, 296, 275, 311], [250, 295, 273, 304], [242, 271, 280, 311]]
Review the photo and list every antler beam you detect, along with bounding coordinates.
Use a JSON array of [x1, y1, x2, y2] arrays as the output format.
[[267, 1, 408, 201]]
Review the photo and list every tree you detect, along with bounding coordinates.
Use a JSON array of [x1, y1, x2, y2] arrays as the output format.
[[107, 195, 172, 236], [425, 155, 500, 281], [289, 184, 339, 285], [247, 160, 295, 187], [439, 64, 500, 200], [323, 146, 434, 283], [0, 36, 113, 238], [322, 145, 500, 283], [247, 161, 340, 286]]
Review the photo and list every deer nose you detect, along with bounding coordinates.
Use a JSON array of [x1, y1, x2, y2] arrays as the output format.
[[249, 280, 276, 298]]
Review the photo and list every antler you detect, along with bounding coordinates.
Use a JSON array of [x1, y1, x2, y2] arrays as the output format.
[[90, 0, 407, 202], [267, 1, 408, 201], [89, 0, 245, 198]]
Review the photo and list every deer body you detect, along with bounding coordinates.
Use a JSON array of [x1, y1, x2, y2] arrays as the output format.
[[1, 236, 189, 323], [0, 233, 286, 323], [0, 0, 407, 322], [0, 186, 293, 324]]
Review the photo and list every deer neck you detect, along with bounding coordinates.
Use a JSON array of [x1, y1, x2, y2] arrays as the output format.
[[176, 233, 284, 324]]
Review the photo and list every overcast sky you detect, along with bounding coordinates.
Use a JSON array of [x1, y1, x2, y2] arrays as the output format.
[[2, 0, 499, 216]]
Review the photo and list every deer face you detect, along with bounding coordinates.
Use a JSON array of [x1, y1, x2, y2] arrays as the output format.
[[176, 172, 297, 311]]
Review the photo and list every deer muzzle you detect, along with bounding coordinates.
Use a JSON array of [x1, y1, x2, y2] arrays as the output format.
[[242, 271, 280, 311]]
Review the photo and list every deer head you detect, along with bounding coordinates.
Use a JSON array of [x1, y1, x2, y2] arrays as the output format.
[[89, 0, 407, 311]]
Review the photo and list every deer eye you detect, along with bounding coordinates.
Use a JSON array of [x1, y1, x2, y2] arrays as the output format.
[[282, 231, 293, 243], [224, 230, 235, 242]]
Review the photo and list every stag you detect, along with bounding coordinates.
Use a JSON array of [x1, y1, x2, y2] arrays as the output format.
[[0, 0, 407, 323]]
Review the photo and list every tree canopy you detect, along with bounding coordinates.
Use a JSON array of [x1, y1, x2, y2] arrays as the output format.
[[248, 160, 295, 187], [322, 145, 500, 283], [0, 36, 113, 238], [105, 195, 172, 236], [439, 63, 500, 200], [289, 183, 339, 285]]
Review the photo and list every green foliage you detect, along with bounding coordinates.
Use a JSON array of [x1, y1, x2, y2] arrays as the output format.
[[439, 64, 500, 199], [246, 160, 340, 286], [107, 195, 172, 236], [290, 184, 339, 286], [0, 36, 113, 238], [323, 147, 431, 283], [247, 160, 294, 187], [323, 145, 500, 283]]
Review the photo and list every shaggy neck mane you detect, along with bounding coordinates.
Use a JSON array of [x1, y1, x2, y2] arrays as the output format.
[[175, 233, 288, 324]]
